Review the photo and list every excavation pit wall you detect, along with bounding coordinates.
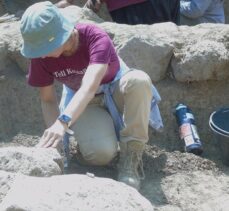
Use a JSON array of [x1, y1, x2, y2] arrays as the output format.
[[0, 7, 229, 162]]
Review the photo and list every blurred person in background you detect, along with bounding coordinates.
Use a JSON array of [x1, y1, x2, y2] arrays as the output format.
[[180, 0, 225, 25], [57, 0, 180, 25]]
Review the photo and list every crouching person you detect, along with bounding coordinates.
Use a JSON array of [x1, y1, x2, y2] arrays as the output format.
[[20, 1, 161, 190]]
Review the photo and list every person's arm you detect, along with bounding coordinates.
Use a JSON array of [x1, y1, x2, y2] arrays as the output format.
[[36, 84, 65, 148], [63, 63, 107, 123], [37, 63, 108, 148], [39, 85, 59, 128], [180, 0, 212, 19]]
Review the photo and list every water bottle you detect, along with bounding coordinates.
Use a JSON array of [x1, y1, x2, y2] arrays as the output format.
[[174, 103, 203, 155]]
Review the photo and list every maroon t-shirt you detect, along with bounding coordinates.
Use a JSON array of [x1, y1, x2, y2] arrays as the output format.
[[105, 0, 147, 11], [28, 23, 120, 91]]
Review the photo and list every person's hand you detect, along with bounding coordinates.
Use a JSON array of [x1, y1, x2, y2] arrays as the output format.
[[36, 120, 67, 148], [85, 0, 104, 13]]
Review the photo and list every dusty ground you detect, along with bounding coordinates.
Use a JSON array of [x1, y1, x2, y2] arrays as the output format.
[[1, 133, 228, 209]]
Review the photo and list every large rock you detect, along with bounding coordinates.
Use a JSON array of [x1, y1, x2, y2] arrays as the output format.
[[0, 171, 16, 203], [172, 24, 229, 82], [101, 22, 179, 82], [0, 173, 154, 211], [118, 36, 173, 82], [0, 147, 63, 176]]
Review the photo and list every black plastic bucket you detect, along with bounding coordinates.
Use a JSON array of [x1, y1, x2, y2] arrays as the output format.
[[209, 108, 229, 165]]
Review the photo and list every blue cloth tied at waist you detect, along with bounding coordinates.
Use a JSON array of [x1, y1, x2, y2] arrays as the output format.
[[101, 58, 163, 140]]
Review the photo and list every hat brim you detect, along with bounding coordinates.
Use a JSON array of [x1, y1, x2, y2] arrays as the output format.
[[21, 18, 74, 59]]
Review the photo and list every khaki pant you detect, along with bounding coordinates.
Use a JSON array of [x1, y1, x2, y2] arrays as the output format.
[[71, 70, 152, 166]]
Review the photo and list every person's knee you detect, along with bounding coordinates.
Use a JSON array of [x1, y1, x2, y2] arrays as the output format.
[[135, 70, 152, 88], [82, 144, 118, 166], [123, 70, 152, 94]]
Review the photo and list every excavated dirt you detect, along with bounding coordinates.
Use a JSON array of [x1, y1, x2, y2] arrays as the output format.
[[1, 132, 229, 209]]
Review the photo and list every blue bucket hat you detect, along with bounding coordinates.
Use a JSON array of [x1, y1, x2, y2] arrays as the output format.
[[20, 1, 74, 58]]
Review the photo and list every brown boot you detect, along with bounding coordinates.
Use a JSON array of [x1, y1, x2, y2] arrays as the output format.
[[117, 140, 145, 190]]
